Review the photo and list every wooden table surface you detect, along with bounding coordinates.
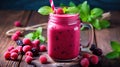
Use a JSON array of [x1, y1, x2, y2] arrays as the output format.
[[0, 10, 120, 67]]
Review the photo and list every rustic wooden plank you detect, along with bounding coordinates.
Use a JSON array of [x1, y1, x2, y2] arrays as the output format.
[[19, 11, 96, 67], [95, 11, 120, 67], [0, 10, 32, 67]]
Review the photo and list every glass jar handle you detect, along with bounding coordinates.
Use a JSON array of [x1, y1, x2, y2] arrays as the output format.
[[81, 23, 94, 48]]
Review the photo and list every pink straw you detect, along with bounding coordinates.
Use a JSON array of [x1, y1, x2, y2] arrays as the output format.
[[49, 0, 55, 11]]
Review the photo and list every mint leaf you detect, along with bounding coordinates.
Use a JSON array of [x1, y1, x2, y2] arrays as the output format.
[[69, 1, 76, 7], [25, 33, 34, 40], [39, 35, 45, 43], [111, 41, 120, 52], [24, 27, 46, 43], [62, 7, 67, 13], [38, 6, 53, 15], [92, 19, 101, 30], [91, 8, 103, 18], [36, 27, 42, 35], [66, 7, 79, 14], [79, 1, 90, 17], [105, 51, 119, 59], [60, 3, 66, 7], [100, 20, 110, 29], [77, 4, 81, 9]]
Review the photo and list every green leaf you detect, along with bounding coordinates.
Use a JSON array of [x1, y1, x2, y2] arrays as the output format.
[[25, 33, 34, 40], [66, 7, 79, 14], [91, 8, 103, 18], [111, 41, 120, 52], [38, 6, 53, 15], [39, 35, 45, 43], [69, 1, 76, 7], [77, 4, 81, 9], [60, 3, 66, 7], [92, 19, 101, 30], [62, 7, 67, 13], [105, 51, 119, 59], [36, 27, 42, 35], [100, 20, 110, 29], [79, 1, 90, 17]]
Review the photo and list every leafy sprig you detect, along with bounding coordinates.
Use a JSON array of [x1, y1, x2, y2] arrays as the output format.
[[25, 27, 46, 43], [105, 41, 120, 59], [38, 1, 110, 30]]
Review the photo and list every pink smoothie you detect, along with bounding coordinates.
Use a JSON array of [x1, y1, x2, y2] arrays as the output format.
[[47, 14, 80, 60]]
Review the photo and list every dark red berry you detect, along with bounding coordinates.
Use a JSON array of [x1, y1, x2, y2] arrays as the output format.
[[14, 21, 21, 27], [39, 55, 47, 64], [25, 51, 33, 57], [83, 53, 91, 58], [8, 46, 14, 51], [40, 45, 47, 52], [23, 38, 31, 45], [90, 55, 99, 64], [25, 56, 33, 64], [92, 48, 102, 56], [11, 34, 19, 41], [4, 51, 11, 60], [10, 52, 18, 60], [10, 49, 19, 53], [16, 46, 23, 53], [80, 58, 89, 67], [55, 8, 64, 14], [23, 45, 31, 53], [15, 31, 21, 36], [32, 39, 40, 50], [32, 39, 40, 46]]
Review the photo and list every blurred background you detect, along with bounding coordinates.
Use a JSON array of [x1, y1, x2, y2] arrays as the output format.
[[0, 0, 120, 11]]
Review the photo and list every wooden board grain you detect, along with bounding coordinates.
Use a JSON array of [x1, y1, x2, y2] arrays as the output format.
[[95, 11, 120, 67], [0, 10, 32, 67]]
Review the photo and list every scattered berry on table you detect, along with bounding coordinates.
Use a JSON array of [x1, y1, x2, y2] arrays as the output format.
[[83, 53, 91, 59], [25, 51, 33, 57], [10, 49, 18, 54], [14, 21, 21, 27], [40, 45, 47, 52], [90, 44, 97, 51], [16, 46, 23, 53], [23, 45, 31, 53], [55, 8, 64, 14], [22, 38, 31, 45], [4, 51, 11, 60], [10, 52, 18, 60], [90, 55, 99, 64], [39, 55, 47, 64], [80, 58, 89, 67], [15, 31, 21, 36], [11, 34, 19, 41], [92, 48, 103, 56], [8, 46, 14, 51], [25, 56, 33, 64], [31, 47, 39, 56], [16, 40, 24, 46], [32, 39, 40, 50], [32, 39, 40, 46]]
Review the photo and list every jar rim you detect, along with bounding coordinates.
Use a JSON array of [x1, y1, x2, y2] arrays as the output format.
[[49, 13, 79, 18], [49, 13, 80, 25]]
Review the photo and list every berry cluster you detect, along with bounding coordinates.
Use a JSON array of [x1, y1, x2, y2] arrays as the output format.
[[80, 53, 99, 67], [90, 44, 103, 56], [4, 35, 47, 64]]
